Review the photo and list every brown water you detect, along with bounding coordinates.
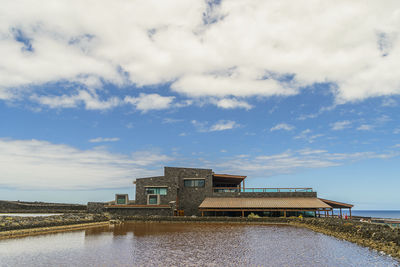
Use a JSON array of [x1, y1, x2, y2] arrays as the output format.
[[0, 222, 399, 267]]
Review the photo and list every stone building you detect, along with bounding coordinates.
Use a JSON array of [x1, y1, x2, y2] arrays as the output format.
[[106, 166, 353, 217]]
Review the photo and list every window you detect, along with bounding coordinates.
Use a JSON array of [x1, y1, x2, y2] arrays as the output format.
[[145, 187, 167, 195], [115, 194, 128, 205], [116, 195, 127, 204], [184, 179, 205, 188], [148, 194, 159, 205]]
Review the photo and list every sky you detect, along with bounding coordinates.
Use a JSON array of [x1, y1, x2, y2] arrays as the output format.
[[0, 0, 400, 209]]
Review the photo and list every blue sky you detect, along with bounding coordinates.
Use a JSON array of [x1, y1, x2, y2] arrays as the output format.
[[1, 1, 400, 209]]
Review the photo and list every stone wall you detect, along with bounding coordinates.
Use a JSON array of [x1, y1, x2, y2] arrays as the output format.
[[212, 191, 317, 198], [134, 167, 214, 216], [106, 207, 172, 216], [87, 202, 106, 213], [168, 167, 213, 216], [0, 213, 108, 232], [0, 200, 86, 213], [135, 176, 177, 205], [295, 218, 400, 259]]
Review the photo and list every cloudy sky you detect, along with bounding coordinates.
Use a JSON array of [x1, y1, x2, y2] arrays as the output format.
[[1, 0, 400, 209]]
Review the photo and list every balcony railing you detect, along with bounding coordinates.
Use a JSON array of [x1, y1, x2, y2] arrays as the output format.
[[213, 187, 313, 193]]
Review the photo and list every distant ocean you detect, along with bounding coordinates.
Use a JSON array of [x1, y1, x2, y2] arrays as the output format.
[[334, 210, 400, 219]]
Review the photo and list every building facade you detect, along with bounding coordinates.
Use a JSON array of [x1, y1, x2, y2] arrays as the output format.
[[106, 166, 352, 217]]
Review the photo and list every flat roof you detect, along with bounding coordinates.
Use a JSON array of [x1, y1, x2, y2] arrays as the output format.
[[199, 197, 331, 209], [213, 174, 247, 180]]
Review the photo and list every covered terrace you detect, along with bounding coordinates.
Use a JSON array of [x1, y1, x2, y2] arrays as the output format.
[[199, 197, 332, 217], [319, 198, 354, 219]]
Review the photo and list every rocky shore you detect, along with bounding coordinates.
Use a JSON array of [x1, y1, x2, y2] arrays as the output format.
[[291, 218, 400, 260]]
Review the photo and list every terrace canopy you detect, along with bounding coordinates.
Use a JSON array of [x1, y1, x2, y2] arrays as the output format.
[[319, 198, 353, 218], [212, 173, 247, 189], [199, 197, 332, 217]]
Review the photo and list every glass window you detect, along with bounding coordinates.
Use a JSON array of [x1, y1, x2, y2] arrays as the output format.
[[116, 195, 126, 204], [148, 195, 158, 205], [184, 179, 205, 188], [145, 187, 167, 195]]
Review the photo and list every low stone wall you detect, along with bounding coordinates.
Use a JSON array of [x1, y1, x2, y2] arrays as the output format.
[[109, 215, 292, 224], [106, 207, 172, 216], [87, 202, 106, 213], [291, 218, 400, 259], [0, 200, 86, 213], [0, 213, 108, 232]]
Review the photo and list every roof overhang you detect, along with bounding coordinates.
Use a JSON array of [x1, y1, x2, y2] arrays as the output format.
[[213, 174, 246, 185], [319, 198, 354, 208]]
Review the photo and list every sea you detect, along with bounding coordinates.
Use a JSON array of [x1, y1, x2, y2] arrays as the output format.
[[334, 210, 400, 219]]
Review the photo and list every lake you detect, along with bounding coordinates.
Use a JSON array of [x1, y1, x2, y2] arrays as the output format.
[[0, 222, 399, 266]]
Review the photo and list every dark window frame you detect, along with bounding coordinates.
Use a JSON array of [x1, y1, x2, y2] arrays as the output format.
[[184, 179, 205, 188], [145, 187, 167, 195]]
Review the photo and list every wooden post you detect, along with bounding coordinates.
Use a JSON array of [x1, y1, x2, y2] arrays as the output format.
[[340, 208, 342, 219], [243, 180, 245, 192], [202, 211, 204, 217], [283, 210, 286, 217], [349, 208, 352, 219], [242, 210, 244, 217]]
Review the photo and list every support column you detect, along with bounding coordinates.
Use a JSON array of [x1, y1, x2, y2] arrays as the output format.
[[340, 208, 342, 219], [243, 180, 245, 192], [202, 211, 204, 217], [242, 210, 244, 217], [349, 208, 352, 219], [283, 210, 286, 217]]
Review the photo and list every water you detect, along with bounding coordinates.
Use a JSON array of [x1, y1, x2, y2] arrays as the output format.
[[0, 222, 398, 267], [0, 213, 62, 217], [332, 210, 400, 219], [351, 210, 400, 219]]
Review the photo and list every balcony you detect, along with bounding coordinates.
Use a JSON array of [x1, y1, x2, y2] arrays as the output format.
[[213, 187, 313, 193]]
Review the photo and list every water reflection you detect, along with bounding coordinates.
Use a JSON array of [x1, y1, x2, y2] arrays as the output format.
[[1, 222, 399, 267]]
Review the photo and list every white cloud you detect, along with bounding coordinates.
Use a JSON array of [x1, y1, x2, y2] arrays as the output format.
[[2, 1, 400, 105], [270, 123, 294, 132], [331, 120, 352, 131], [215, 148, 399, 178], [357, 124, 374, 131], [31, 90, 121, 110], [0, 138, 173, 190], [294, 129, 323, 143], [162, 118, 183, 124], [124, 93, 175, 112], [213, 98, 252, 110], [89, 137, 120, 143], [191, 119, 239, 132], [209, 120, 239, 132]]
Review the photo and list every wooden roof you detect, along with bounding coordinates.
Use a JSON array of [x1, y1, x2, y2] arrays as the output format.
[[199, 197, 331, 209], [319, 198, 353, 208]]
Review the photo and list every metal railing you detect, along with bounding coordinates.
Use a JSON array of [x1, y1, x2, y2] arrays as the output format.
[[213, 187, 313, 193]]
